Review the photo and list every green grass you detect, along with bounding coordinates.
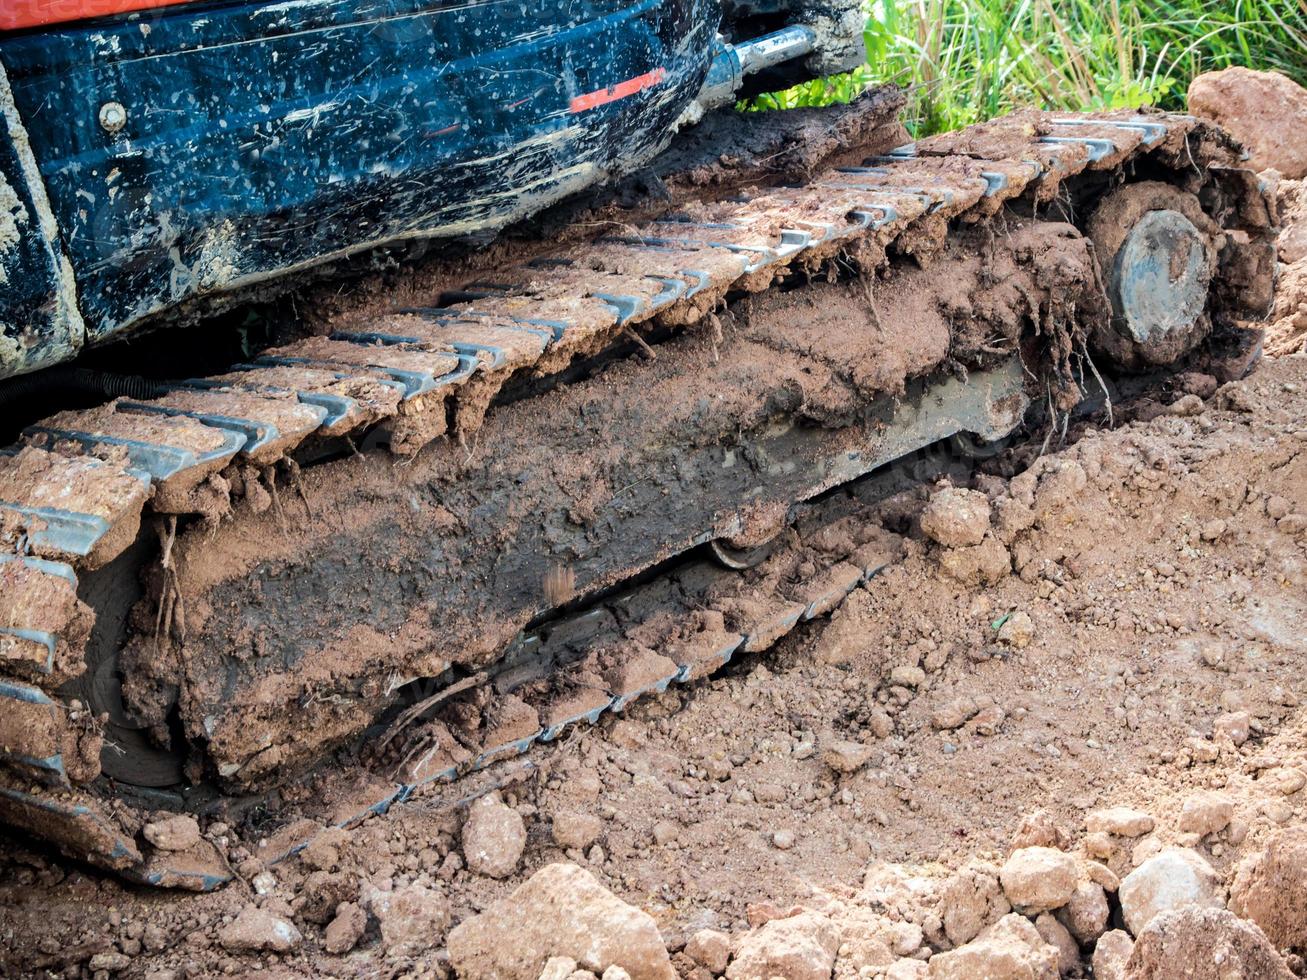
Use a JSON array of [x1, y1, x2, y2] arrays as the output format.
[[747, 0, 1307, 137]]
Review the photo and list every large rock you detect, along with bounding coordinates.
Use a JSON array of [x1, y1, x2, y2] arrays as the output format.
[[217, 905, 303, 954], [1118, 848, 1223, 936], [1092, 931, 1134, 980], [1188, 68, 1307, 178], [1228, 827, 1307, 954], [1123, 907, 1293, 979], [462, 791, 527, 879], [939, 860, 1010, 946], [1085, 808, 1154, 838], [921, 488, 992, 548], [928, 914, 1059, 980], [1059, 881, 1109, 944], [726, 912, 839, 980], [999, 847, 1078, 914], [447, 863, 674, 980]]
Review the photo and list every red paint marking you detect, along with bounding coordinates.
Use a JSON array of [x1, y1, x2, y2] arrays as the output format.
[[2, 0, 202, 31], [569, 67, 667, 114], [425, 123, 462, 138], [506, 97, 532, 110]]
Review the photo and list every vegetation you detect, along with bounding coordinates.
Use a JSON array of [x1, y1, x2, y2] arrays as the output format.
[[748, 0, 1307, 136]]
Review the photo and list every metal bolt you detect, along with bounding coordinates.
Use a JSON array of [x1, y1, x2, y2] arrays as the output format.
[[98, 101, 127, 134]]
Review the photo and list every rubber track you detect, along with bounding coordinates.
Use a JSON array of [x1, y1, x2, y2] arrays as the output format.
[[0, 109, 1273, 888]]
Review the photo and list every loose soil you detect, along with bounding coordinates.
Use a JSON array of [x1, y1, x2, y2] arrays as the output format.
[[0, 115, 1303, 980]]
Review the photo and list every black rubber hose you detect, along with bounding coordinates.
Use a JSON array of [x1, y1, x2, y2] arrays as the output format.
[[0, 366, 173, 411]]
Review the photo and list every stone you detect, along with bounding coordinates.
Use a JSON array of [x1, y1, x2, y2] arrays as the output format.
[[1213, 711, 1250, 746], [999, 847, 1078, 914], [1228, 827, 1307, 954], [1261, 766, 1306, 796], [447, 863, 674, 980], [373, 882, 451, 956], [554, 811, 604, 851], [921, 488, 992, 548], [217, 905, 303, 954], [1010, 810, 1070, 852], [772, 829, 796, 850], [996, 612, 1035, 649], [1086, 808, 1154, 838], [821, 739, 874, 774], [603, 968, 633, 980], [1177, 792, 1234, 838], [652, 821, 679, 846], [725, 911, 839, 980], [930, 697, 978, 731], [938, 536, 1011, 586], [1118, 848, 1223, 936], [1188, 68, 1307, 178], [323, 902, 366, 955], [300, 826, 350, 871], [539, 957, 580, 980], [298, 870, 356, 924], [1092, 931, 1133, 980], [1059, 881, 1109, 944], [685, 929, 731, 974], [940, 860, 1010, 946], [462, 791, 527, 879], [928, 914, 1059, 980], [887, 960, 928, 980], [1123, 907, 1293, 979], [1034, 913, 1079, 976], [142, 814, 202, 853]]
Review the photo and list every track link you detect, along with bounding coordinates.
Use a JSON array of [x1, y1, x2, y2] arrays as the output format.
[[0, 108, 1276, 888]]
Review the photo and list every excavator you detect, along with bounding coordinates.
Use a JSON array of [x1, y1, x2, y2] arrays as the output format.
[[0, 0, 1277, 889]]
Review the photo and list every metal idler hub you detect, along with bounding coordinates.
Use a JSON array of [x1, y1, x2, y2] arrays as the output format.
[[1110, 209, 1212, 352]]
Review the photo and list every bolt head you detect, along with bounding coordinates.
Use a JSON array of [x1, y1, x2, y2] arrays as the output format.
[[98, 101, 127, 134]]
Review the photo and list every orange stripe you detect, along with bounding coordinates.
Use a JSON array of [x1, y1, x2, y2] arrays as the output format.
[[569, 67, 667, 114], [2, 0, 202, 31]]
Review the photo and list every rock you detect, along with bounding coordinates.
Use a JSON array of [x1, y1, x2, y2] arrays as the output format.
[[1261, 766, 1306, 796], [1123, 907, 1293, 979], [1092, 931, 1134, 980], [772, 829, 796, 850], [938, 536, 1010, 586], [1188, 68, 1307, 178], [1228, 827, 1307, 953], [1059, 881, 1109, 944], [373, 883, 451, 956], [462, 791, 527, 878], [1168, 393, 1205, 417], [930, 697, 978, 732], [996, 612, 1035, 649], [1177, 792, 1234, 838], [603, 968, 633, 980], [448, 863, 674, 980], [652, 821, 679, 846], [822, 739, 874, 774], [868, 708, 894, 739], [940, 860, 1010, 946], [323, 902, 366, 955], [1032, 461, 1087, 517], [921, 488, 992, 548], [1118, 848, 1223, 936], [143, 814, 202, 853], [685, 929, 731, 974], [928, 914, 1059, 980], [554, 812, 604, 851], [999, 847, 1078, 914], [539, 957, 580, 980], [1034, 914, 1079, 976], [300, 826, 350, 871], [1010, 810, 1070, 851], [1213, 711, 1250, 746], [889, 665, 926, 688], [726, 911, 839, 980], [1086, 808, 1154, 838], [217, 905, 303, 954], [298, 870, 356, 924], [887, 960, 928, 980]]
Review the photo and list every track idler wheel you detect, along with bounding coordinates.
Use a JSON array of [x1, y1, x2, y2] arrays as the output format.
[[1087, 182, 1221, 370]]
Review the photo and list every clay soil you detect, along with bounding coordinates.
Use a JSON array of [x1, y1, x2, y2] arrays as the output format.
[[2, 144, 1306, 980]]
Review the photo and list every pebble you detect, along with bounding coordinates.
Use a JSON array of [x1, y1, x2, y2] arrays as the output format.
[[685, 929, 731, 974], [996, 612, 1035, 649], [821, 739, 874, 774], [462, 792, 527, 879], [217, 905, 303, 954], [142, 815, 202, 853], [920, 487, 993, 548], [772, 829, 796, 850], [652, 821, 679, 846], [1177, 791, 1234, 838], [554, 812, 604, 851], [323, 902, 366, 955]]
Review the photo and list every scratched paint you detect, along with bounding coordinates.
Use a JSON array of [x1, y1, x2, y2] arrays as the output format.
[[0, 0, 858, 378]]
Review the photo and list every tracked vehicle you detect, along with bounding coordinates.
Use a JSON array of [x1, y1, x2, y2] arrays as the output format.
[[0, 0, 1277, 888]]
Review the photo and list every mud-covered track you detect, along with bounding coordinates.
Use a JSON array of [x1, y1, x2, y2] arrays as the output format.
[[0, 107, 1277, 888]]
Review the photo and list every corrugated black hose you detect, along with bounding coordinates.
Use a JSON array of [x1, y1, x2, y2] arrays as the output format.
[[0, 366, 174, 412]]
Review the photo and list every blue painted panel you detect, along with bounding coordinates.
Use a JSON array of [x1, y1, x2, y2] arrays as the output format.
[[0, 0, 714, 363]]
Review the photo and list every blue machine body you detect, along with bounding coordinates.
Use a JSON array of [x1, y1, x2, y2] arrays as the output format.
[[0, 0, 727, 377]]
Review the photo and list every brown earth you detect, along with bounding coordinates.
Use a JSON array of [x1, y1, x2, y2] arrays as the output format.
[[2, 97, 1305, 980]]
